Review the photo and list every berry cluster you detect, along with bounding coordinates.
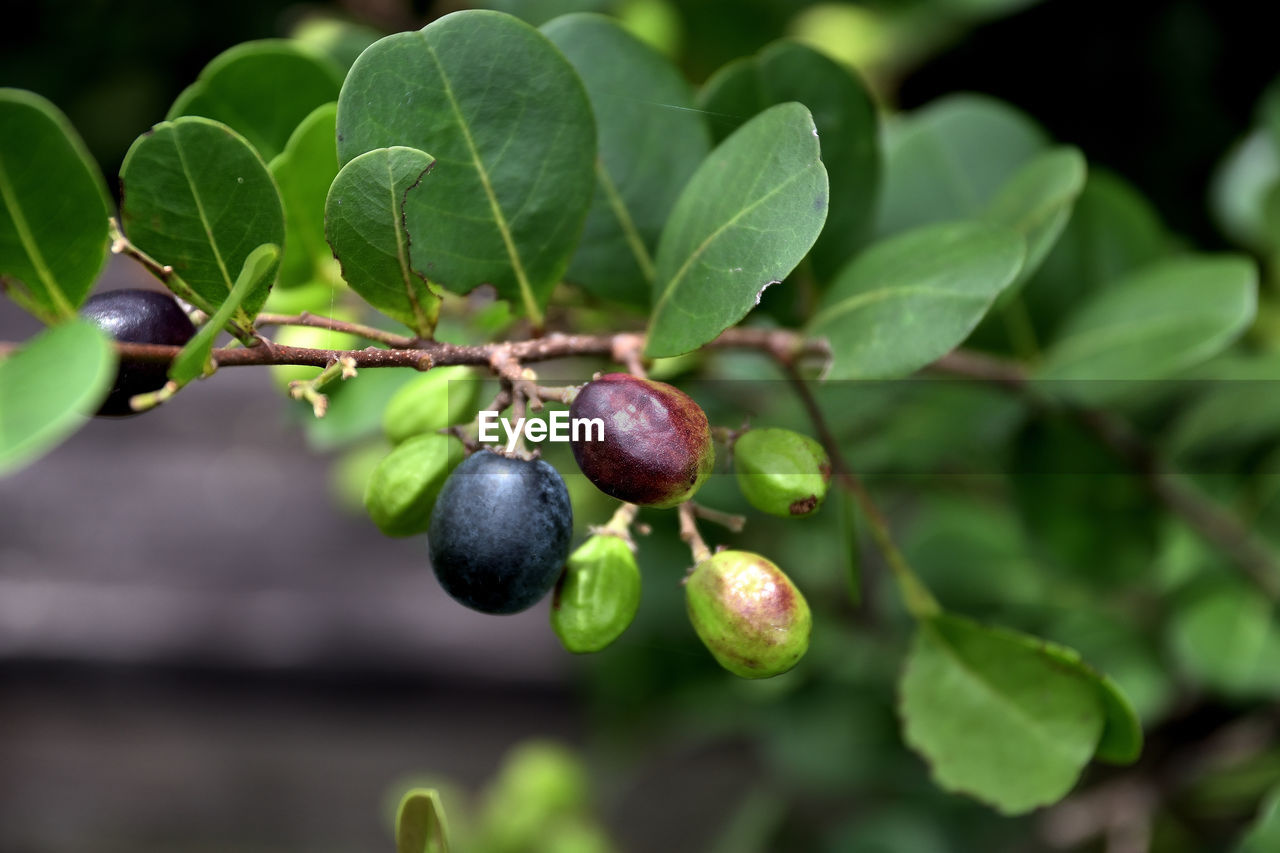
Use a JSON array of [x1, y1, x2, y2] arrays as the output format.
[[82, 294, 830, 679]]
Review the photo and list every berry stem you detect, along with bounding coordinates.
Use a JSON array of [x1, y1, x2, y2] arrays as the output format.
[[780, 361, 942, 620], [691, 503, 746, 533], [678, 502, 713, 568]]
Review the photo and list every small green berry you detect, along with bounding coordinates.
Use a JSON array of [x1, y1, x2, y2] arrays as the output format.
[[733, 428, 831, 517], [686, 550, 811, 679], [364, 433, 463, 537], [551, 534, 641, 653], [382, 365, 479, 445]]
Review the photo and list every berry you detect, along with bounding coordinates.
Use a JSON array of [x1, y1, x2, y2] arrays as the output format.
[[428, 449, 573, 614], [551, 533, 641, 653], [382, 365, 480, 445], [364, 433, 464, 537], [568, 373, 713, 508], [733, 428, 831, 517], [686, 550, 811, 678], [80, 289, 196, 416]]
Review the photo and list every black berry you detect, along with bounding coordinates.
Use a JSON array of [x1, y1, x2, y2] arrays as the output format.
[[428, 449, 573, 614], [80, 289, 196, 417]]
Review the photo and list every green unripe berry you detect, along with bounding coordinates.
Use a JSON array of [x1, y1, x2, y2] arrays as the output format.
[[686, 550, 811, 679], [382, 365, 479, 445], [733, 428, 831, 517], [551, 534, 641, 653], [363, 433, 464, 536]]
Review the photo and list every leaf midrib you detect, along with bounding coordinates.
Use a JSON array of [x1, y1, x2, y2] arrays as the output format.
[[651, 157, 817, 322], [172, 127, 234, 293], [387, 154, 430, 334], [596, 159, 654, 285], [1048, 303, 1246, 371], [417, 31, 541, 326], [0, 152, 73, 319], [811, 282, 991, 330]]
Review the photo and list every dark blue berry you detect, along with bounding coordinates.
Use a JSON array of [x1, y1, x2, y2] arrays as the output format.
[[428, 450, 573, 614], [81, 289, 196, 417]]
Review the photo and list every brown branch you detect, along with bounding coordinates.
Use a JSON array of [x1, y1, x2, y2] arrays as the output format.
[[254, 312, 420, 348], [66, 326, 823, 373], [931, 350, 1280, 600]]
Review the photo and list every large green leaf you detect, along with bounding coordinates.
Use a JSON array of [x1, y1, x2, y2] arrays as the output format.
[[646, 102, 828, 357], [899, 614, 1106, 814], [698, 39, 880, 279], [1038, 256, 1257, 396], [877, 94, 1048, 238], [168, 40, 344, 162], [808, 221, 1024, 379], [0, 89, 112, 323], [326, 147, 441, 337], [119, 116, 285, 330], [1168, 583, 1280, 698], [541, 13, 710, 308], [984, 146, 1087, 291], [169, 243, 279, 386], [336, 10, 596, 327], [0, 320, 116, 477], [269, 102, 339, 289], [1022, 169, 1168, 338]]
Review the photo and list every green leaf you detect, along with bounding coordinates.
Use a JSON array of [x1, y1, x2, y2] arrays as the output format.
[[1167, 355, 1280, 459], [326, 147, 441, 337], [1022, 169, 1168, 338], [396, 787, 450, 853], [808, 221, 1025, 380], [119, 116, 285, 331], [984, 146, 1087, 290], [1025, 634, 1144, 765], [1169, 583, 1280, 698], [0, 88, 112, 323], [1211, 128, 1280, 252], [336, 10, 597, 327], [290, 17, 383, 72], [169, 244, 279, 385], [646, 102, 828, 357], [899, 614, 1106, 814], [541, 13, 710, 307], [877, 94, 1048, 238], [1038, 256, 1258, 398], [0, 320, 116, 477], [168, 40, 343, 162], [698, 39, 880, 279], [269, 102, 339, 288]]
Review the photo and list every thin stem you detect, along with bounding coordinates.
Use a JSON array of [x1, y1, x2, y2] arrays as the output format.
[[592, 502, 642, 551], [691, 503, 747, 533], [781, 360, 941, 619], [256, 312, 420, 349], [110, 218, 255, 342], [931, 350, 1280, 601], [678, 502, 713, 567]]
